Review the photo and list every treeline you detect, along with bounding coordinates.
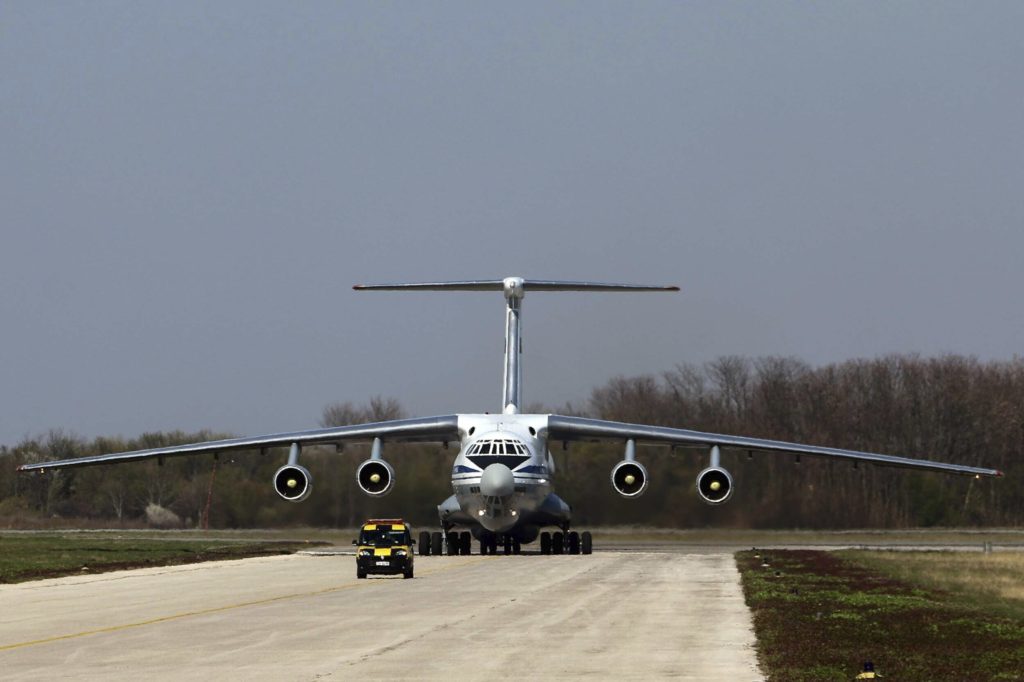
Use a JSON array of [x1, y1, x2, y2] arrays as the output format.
[[1, 355, 1020, 529]]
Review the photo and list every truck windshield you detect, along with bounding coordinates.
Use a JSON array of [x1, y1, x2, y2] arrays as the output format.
[[359, 528, 409, 547]]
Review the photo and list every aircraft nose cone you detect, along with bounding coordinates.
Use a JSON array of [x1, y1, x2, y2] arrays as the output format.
[[480, 463, 514, 497]]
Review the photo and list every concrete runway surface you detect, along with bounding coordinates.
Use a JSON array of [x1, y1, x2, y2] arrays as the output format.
[[0, 550, 762, 681]]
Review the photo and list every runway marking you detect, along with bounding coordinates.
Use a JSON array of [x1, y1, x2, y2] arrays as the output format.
[[0, 556, 488, 652]]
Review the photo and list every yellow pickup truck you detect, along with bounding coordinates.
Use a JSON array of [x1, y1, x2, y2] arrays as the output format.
[[353, 519, 415, 579]]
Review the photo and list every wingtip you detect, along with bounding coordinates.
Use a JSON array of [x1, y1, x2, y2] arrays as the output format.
[[666, 286, 681, 292]]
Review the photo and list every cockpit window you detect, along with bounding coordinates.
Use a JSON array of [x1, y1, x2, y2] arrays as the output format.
[[467, 437, 529, 457]]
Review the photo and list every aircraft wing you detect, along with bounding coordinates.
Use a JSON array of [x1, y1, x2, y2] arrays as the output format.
[[17, 415, 461, 472], [545, 415, 1003, 478]]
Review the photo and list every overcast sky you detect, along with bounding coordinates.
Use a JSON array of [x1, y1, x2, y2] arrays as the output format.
[[2, 2, 1022, 446]]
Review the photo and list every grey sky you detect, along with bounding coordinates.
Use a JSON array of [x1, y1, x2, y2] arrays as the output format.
[[2, 2, 1022, 446]]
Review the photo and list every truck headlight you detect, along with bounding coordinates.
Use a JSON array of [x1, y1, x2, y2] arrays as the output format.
[[394, 549, 407, 557], [358, 549, 372, 557]]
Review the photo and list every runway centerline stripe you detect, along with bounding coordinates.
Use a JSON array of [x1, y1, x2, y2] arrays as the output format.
[[0, 556, 488, 652]]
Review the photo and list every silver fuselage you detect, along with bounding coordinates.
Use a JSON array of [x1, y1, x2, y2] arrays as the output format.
[[443, 414, 565, 538]]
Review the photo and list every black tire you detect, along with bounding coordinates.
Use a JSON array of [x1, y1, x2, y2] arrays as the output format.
[[419, 531, 431, 556], [459, 531, 471, 555], [503, 536, 512, 555], [552, 532, 564, 555], [480, 537, 489, 555], [513, 538, 522, 555], [430, 531, 443, 556], [357, 567, 367, 579], [540, 532, 551, 555], [446, 532, 459, 556], [581, 531, 593, 555], [568, 531, 580, 555], [403, 566, 413, 579]]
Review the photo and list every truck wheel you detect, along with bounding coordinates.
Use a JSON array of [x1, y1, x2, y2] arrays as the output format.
[[357, 567, 367, 579], [403, 566, 413, 579]]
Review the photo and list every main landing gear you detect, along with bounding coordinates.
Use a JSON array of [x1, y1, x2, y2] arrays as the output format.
[[538, 530, 592, 555], [419, 530, 472, 556], [418, 528, 593, 555]]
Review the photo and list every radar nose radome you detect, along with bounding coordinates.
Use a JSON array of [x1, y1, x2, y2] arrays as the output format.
[[480, 463, 515, 497]]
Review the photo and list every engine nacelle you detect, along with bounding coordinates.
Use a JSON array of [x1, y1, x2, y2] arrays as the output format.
[[611, 460, 648, 498], [696, 466, 733, 505], [273, 464, 313, 502], [357, 459, 395, 497]]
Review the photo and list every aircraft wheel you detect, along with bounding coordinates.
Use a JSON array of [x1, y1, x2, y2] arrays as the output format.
[[419, 531, 431, 556], [513, 539, 522, 555], [503, 536, 512, 555], [568, 531, 580, 555], [540, 532, 551, 555], [581, 531, 593, 555], [552, 532, 564, 555], [446, 532, 459, 556], [459, 531, 471, 555], [430, 531, 443, 556], [480, 536, 489, 555]]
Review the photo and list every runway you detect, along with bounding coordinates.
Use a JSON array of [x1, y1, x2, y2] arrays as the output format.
[[0, 550, 762, 681]]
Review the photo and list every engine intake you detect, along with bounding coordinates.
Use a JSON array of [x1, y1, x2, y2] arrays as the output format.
[[273, 464, 312, 502], [696, 466, 733, 505], [357, 459, 395, 496], [611, 460, 648, 498]]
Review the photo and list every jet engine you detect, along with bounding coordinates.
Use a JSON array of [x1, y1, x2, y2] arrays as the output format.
[[611, 460, 648, 498], [357, 459, 395, 496], [273, 464, 313, 502], [696, 466, 733, 505]]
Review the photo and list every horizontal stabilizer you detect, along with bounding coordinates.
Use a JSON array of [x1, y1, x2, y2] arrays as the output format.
[[354, 278, 679, 293]]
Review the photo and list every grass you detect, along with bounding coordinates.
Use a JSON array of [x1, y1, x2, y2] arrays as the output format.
[[0, 533, 322, 583], [737, 549, 1024, 681], [841, 550, 1024, 620]]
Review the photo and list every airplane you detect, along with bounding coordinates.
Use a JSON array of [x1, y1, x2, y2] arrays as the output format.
[[18, 277, 1002, 556]]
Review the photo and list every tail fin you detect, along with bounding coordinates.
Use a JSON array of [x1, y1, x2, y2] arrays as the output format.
[[354, 277, 679, 414]]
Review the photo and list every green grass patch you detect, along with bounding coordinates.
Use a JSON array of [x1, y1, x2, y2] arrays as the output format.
[[737, 550, 1024, 681], [0, 533, 321, 583]]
